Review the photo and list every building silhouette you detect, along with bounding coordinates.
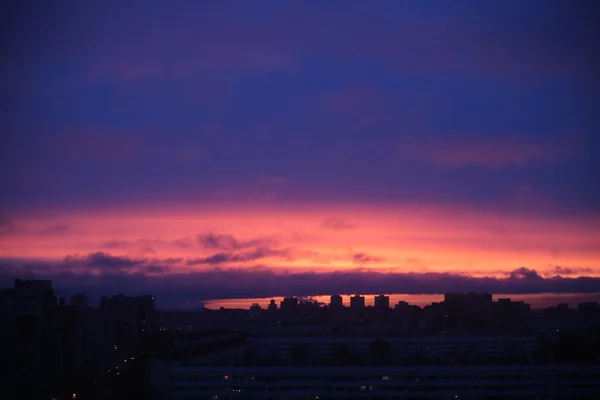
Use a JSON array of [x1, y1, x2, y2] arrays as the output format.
[[329, 294, 343, 308], [350, 295, 365, 310], [2, 280, 600, 399], [374, 294, 390, 311]]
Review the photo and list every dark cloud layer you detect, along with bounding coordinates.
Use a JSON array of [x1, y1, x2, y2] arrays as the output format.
[[189, 232, 288, 265], [553, 265, 593, 275], [508, 267, 542, 280], [197, 232, 277, 251], [352, 252, 385, 264], [188, 247, 292, 266], [67, 252, 145, 270], [1, 253, 599, 308]]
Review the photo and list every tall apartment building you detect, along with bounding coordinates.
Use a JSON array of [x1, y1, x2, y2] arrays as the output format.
[[374, 295, 390, 311], [330, 295, 343, 308], [0, 280, 58, 400], [350, 295, 365, 311]]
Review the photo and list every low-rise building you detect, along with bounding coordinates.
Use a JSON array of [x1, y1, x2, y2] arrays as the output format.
[[149, 363, 600, 399]]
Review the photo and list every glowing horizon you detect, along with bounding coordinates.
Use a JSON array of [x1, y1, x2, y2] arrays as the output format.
[[202, 293, 600, 311], [1, 202, 598, 279]]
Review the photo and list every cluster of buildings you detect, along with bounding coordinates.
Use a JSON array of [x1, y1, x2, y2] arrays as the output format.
[[148, 329, 600, 399], [0, 279, 157, 400], [2, 280, 600, 399], [158, 364, 600, 399], [149, 293, 600, 399], [201, 293, 536, 335]]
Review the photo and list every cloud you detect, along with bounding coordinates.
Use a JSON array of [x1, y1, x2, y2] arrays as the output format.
[[2, 262, 600, 308], [197, 232, 277, 251], [508, 267, 542, 280], [38, 223, 69, 235], [37, 252, 183, 276], [352, 252, 385, 264], [54, 2, 598, 85], [145, 265, 169, 274], [102, 240, 129, 249], [100, 238, 166, 250], [197, 233, 241, 250], [553, 265, 593, 275], [173, 237, 194, 249], [258, 175, 287, 188], [139, 247, 156, 256], [192, 232, 290, 265], [79, 252, 145, 269], [206, 175, 290, 202], [187, 247, 292, 266], [42, 128, 143, 164], [321, 217, 355, 230], [188, 253, 230, 265], [397, 134, 582, 168], [0, 214, 16, 235], [156, 257, 183, 264]]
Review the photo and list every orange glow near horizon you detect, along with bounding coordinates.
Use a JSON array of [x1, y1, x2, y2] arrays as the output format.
[[203, 293, 600, 310], [1, 202, 599, 277]]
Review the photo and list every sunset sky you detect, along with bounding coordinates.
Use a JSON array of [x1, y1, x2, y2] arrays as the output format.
[[1, 1, 599, 307]]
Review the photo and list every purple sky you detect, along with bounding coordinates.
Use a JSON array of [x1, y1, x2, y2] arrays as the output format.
[[1, 1, 599, 307]]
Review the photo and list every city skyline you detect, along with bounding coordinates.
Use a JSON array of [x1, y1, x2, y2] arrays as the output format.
[[5, 277, 599, 313], [2, 1, 599, 308], [3, 275, 599, 310], [203, 292, 600, 312], [3, 278, 599, 399]]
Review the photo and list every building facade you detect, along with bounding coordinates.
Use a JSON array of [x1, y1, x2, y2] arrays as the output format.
[[151, 364, 600, 399]]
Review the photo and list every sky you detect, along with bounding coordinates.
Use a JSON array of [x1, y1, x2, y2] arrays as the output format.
[[1, 1, 599, 307]]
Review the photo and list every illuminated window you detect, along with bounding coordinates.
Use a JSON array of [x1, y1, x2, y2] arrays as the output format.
[[383, 376, 390, 380], [223, 375, 229, 380]]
